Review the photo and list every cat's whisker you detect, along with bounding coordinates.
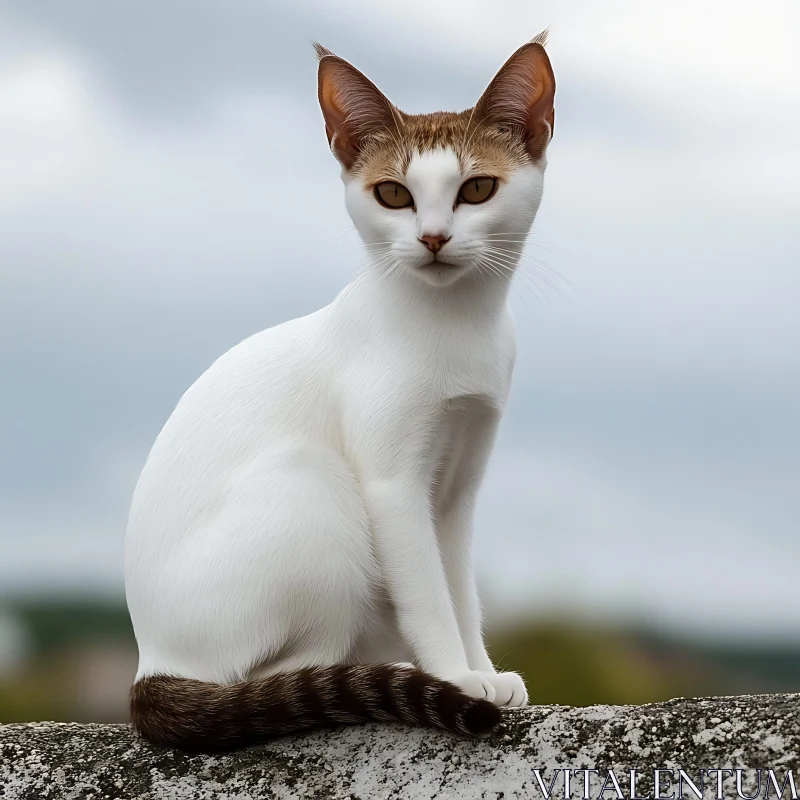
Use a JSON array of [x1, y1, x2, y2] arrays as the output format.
[[338, 252, 397, 302], [485, 244, 572, 287], [472, 257, 507, 285], [477, 258, 536, 303], [499, 256, 572, 295], [333, 236, 395, 250], [330, 226, 361, 246], [367, 253, 399, 272], [485, 254, 565, 299], [474, 259, 493, 287], [339, 253, 395, 278], [363, 249, 395, 260], [335, 243, 396, 259], [330, 269, 370, 308], [517, 258, 572, 289], [336, 249, 400, 302], [477, 255, 515, 280], [491, 263, 545, 305], [484, 233, 557, 253], [479, 251, 556, 301], [478, 259, 493, 285], [491, 265, 548, 304], [382, 260, 405, 285], [337, 247, 393, 262], [483, 237, 551, 251]]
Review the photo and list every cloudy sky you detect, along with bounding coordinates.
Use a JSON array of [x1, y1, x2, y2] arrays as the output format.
[[1, 0, 798, 642]]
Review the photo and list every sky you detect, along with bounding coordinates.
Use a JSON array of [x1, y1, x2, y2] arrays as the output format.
[[1, 0, 798, 642]]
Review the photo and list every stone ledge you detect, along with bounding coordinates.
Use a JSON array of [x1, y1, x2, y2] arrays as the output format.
[[1, 694, 798, 799]]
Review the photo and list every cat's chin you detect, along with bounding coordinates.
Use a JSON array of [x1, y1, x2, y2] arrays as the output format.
[[413, 262, 469, 287]]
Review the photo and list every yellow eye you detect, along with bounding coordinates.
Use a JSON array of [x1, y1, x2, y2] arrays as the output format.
[[374, 181, 414, 209], [457, 176, 497, 205]]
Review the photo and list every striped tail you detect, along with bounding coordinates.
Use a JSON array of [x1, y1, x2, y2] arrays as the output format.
[[130, 664, 501, 753]]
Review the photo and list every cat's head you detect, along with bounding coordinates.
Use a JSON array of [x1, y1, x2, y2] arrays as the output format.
[[316, 34, 555, 288]]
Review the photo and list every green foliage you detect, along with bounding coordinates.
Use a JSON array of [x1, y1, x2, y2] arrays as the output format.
[[0, 669, 70, 723], [489, 616, 683, 707], [13, 598, 134, 656]]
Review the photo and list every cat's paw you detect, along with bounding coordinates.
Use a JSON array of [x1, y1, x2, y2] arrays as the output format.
[[448, 670, 497, 704], [486, 671, 528, 707]]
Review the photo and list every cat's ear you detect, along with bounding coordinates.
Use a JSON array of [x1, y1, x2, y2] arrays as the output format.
[[473, 33, 556, 160], [315, 44, 400, 170]]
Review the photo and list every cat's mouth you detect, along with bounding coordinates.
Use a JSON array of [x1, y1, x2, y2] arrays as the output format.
[[421, 257, 461, 270], [415, 258, 467, 286]]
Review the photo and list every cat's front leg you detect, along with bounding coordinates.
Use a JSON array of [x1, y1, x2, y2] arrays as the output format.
[[359, 475, 498, 704], [435, 408, 528, 707], [438, 499, 528, 707], [438, 501, 494, 673]]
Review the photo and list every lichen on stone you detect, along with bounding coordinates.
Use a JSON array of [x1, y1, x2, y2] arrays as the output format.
[[1, 694, 798, 800]]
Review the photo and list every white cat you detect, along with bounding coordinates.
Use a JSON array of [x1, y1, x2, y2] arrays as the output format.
[[126, 33, 555, 752]]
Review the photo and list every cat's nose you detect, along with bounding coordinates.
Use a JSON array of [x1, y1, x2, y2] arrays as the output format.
[[418, 234, 451, 253]]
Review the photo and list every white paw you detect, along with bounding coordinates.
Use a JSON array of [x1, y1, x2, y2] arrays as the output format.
[[486, 671, 528, 707], [449, 670, 497, 704]]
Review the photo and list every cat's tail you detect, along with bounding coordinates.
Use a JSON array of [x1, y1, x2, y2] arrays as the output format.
[[130, 664, 501, 752]]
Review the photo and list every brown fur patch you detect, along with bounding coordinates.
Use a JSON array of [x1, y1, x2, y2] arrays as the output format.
[[354, 109, 529, 187]]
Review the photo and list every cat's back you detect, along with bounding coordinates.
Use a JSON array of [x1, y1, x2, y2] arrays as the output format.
[[126, 307, 333, 536], [159, 306, 326, 437]]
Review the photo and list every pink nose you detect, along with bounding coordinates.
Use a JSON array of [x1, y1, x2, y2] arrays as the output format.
[[419, 234, 451, 253]]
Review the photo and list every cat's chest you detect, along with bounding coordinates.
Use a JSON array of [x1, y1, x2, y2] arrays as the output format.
[[332, 302, 515, 462], [357, 325, 512, 403]]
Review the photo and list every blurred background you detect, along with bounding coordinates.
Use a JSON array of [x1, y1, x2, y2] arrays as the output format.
[[1, 0, 798, 723]]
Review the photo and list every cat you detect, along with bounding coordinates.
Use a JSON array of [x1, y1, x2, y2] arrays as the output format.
[[126, 32, 556, 753]]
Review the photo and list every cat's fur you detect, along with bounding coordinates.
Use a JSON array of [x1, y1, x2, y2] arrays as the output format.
[[126, 33, 555, 752]]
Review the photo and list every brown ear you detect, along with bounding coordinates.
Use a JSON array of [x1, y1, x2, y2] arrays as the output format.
[[314, 44, 400, 170], [473, 35, 556, 160]]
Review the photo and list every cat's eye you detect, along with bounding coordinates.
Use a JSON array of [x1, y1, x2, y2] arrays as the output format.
[[374, 181, 414, 209], [457, 176, 497, 205]]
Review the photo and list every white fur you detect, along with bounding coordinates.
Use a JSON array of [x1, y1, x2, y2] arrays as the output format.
[[125, 148, 545, 707]]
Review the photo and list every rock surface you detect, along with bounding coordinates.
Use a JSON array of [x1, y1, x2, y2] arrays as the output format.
[[1, 694, 798, 799]]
